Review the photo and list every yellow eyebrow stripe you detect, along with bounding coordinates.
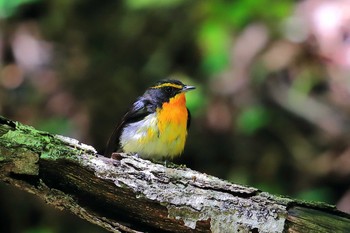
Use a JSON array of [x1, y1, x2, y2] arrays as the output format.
[[151, 83, 183, 89]]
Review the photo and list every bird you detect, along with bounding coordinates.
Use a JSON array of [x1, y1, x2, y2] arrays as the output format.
[[104, 79, 195, 161]]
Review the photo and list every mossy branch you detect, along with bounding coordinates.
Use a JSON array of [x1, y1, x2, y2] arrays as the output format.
[[0, 115, 349, 233]]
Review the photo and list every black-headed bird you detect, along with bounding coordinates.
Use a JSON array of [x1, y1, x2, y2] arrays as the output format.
[[104, 79, 195, 161]]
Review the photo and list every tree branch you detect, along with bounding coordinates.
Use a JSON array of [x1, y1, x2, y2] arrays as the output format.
[[0, 115, 349, 232]]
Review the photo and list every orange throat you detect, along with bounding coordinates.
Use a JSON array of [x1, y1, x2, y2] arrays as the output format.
[[158, 93, 187, 126]]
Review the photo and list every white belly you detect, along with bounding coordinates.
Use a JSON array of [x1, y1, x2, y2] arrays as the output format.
[[119, 113, 186, 160]]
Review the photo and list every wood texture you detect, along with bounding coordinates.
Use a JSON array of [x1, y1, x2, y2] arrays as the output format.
[[0, 115, 349, 233]]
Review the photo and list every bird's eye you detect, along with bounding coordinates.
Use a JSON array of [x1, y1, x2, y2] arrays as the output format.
[[165, 86, 172, 93]]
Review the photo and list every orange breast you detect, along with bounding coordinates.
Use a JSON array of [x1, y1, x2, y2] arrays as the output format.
[[156, 93, 188, 156], [159, 93, 187, 126]]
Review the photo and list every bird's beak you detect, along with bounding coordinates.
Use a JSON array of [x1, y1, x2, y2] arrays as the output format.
[[182, 85, 196, 92]]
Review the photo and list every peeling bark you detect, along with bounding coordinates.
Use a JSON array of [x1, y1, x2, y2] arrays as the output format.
[[0, 115, 349, 233]]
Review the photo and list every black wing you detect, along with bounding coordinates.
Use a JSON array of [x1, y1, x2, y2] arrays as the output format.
[[187, 108, 191, 129], [104, 98, 153, 157]]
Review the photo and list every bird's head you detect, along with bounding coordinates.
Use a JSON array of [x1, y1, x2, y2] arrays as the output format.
[[146, 79, 195, 107]]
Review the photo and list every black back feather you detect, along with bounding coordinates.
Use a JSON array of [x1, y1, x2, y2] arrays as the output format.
[[104, 95, 154, 157]]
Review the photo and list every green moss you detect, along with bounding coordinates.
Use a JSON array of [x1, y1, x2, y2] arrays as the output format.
[[12, 149, 39, 175], [0, 116, 95, 162]]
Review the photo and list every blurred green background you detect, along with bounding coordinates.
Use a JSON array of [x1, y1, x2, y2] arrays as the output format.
[[1, 0, 350, 232]]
